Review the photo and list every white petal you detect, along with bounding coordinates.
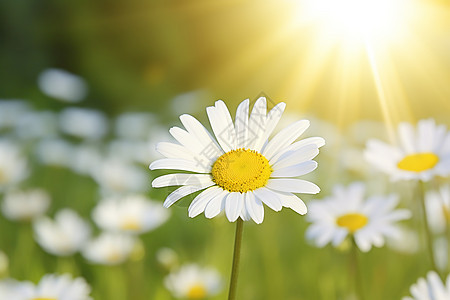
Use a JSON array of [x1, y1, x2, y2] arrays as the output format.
[[252, 187, 282, 212], [169, 127, 207, 155], [271, 160, 318, 177], [245, 192, 264, 224], [269, 137, 325, 164], [262, 120, 310, 160], [247, 97, 267, 150], [204, 190, 228, 219], [152, 174, 213, 187], [164, 184, 213, 208], [417, 119, 436, 152], [271, 190, 307, 214], [188, 186, 223, 218], [270, 144, 319, 168], [156, 142, 195, 160], [225, 192, 244, 222], [150, 158, 212, 173], [206, 103, 236, 152], [398, 122, 416, 153], [235, 99, 249, 149], [179, 114, 223, 156], [266, 179, 320, 194], [253, 102, 286, 151]]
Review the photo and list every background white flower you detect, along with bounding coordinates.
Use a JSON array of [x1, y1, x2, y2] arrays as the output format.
[[403, 271, 450, 300], [151, 98, 324, 224], [164, 263, 223, 299], [306, 182, 411, 252], [364, 119, 450, 181], [34, 209, 91, 256], [92, 194, 170, 234], [59, 108, 108, 140], [425, 184, 450, 235], [82, 232, 136, 265], [13, 273, 92, 300], [1, 189, 50, 221], [0, 140, 28, 189], [38, 68, 88, 103]]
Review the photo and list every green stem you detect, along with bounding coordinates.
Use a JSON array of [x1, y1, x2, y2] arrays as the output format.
[[418, 181, 438, 271], [228, 218, 244, 300], [350, 237, 365, 300]]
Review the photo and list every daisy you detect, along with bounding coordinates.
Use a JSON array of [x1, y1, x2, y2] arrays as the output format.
[[59, 108, 108, 140], [164, 264, 223, 299], [150, 98, 324, 224], [425, 184, 450, 234], [38, 68, 88, 103], [306, 182, 411, 252], [403, 271, 450, 300], [33, 209, 91, 256], [10, 273, 92, 300], [1, 189, 50, 222], [364, 119, 450, 181], [92, 156, 148, 195], [92, 194, 170, 234], [0, 140, 28, 189], [82, 232, 136, 265]]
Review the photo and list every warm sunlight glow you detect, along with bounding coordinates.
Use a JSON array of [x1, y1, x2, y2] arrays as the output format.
[[300, 0, 410, 41]]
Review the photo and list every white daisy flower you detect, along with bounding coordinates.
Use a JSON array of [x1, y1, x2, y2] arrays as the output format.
[[14, 110, 59, 140], [1, 189, 50, 222], [92, 194, 170, 234], [115, 112, 158, 141], [33, 209, 91, 256], [150, 98, 324, 224], [35, 138, 75, 167], [425, 184, 450, 235], [0, 140, 28, 189], [164, 264, 223, 300], [0, 100, 30, 130], [59, 108, 108, 140], [306, 182, 411, 252], [13, 273, 92, 300], [403, 271, 450, 300], [82, 232, 136, 265], [0, 279, 22, 299], [364, 119, 450, 181], [38, 68, 88, 103], [156, 247, 178, 270], [92, 156, 148, 195]]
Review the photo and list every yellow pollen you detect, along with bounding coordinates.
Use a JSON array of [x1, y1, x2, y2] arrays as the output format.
[[336, 213, 368, 233], [397, 152, 439, 172], [187, 283, 207, 299], [120, 218, 141, 231], [211, 148, 272, 193]]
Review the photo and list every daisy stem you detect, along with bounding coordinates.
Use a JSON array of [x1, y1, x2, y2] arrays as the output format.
[[418, 181, 438, 271], [228, 218, 244, 300], [350, 237, 365, 300]]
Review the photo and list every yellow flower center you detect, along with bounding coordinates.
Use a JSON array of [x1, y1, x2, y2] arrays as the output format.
[[187, 283, 207, 299], [120, 218, 141, 231], [211, 148, 272, 193], [336, 213, 368, 233], [397, 152, 439, 172], [33, 298, 57, 300]]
